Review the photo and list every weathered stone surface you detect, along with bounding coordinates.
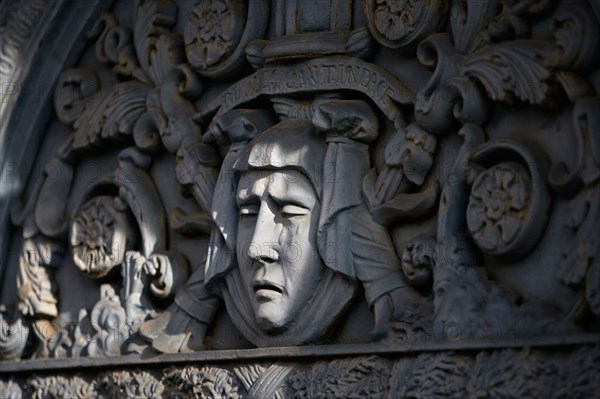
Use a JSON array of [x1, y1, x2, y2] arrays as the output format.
[[1, 0, 599, 396]]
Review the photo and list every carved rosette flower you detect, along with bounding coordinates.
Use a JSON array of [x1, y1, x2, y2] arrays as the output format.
[[184, 0, 246, 70], [467, 162, 531, 255], [70, 197, 134, 279], [366, 0, 448, 49]]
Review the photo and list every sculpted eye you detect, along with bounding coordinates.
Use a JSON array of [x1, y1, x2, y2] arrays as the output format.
[[280, 204, 309, 218], [239, 205, 259, 219]]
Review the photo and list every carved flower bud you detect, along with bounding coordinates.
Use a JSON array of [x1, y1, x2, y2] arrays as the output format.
[[312, 100, 379, 143]]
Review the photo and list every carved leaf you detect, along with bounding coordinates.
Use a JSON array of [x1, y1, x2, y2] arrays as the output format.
[[29, 375, 94, 399], [565, 345, 600, 398], [559, 186, 600, 315], [134, 0, 182, 87], [167, 365, 243, 399], [450, 0, 498, 54], [463, 40, 561, 105], [405, 352, 471, 398], [72, 82, 149, 151], [0, 379, 22, 399], [467, 350, 540, 398]]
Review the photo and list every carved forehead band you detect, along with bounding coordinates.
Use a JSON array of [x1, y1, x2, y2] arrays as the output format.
[[233, 119, 327, 197]]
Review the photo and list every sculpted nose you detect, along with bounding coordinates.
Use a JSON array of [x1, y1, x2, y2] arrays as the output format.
[[247, 203, 280, 264]]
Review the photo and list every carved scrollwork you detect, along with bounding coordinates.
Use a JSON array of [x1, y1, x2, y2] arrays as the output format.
[[143, 251, 189, 299], [54, 69, 100, 125], [91, 13, 141, 80], [552, 2, 600, 70], [134, 0, 182, 87]]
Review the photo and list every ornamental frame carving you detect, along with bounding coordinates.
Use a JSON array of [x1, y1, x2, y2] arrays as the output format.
[[0, 0, 599, 396]]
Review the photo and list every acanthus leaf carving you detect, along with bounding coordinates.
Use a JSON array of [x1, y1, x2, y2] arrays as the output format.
[[467, 350, 540, 398], [134, 0, 180, 87], [463, 40, 561, 106], [414, 32, 564, 132], [552, 97, 600, 315], [3, 346, 600, 398], [450, 0, 499, 54], [70, 82, 149, 152], [164, 365, 244, 399]]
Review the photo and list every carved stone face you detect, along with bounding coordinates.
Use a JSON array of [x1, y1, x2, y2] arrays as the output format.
[[236, 169, 325, 332]]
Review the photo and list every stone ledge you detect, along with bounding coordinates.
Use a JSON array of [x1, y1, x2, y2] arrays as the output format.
[[1, 333, 598, 373]]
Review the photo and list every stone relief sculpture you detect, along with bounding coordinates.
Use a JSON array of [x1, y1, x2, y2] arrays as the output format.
[[0, 0, 599, 396]]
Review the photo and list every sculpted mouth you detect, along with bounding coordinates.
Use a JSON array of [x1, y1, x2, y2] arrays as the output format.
[[253, 280, 284, 301], [253, 280, 284, 293]]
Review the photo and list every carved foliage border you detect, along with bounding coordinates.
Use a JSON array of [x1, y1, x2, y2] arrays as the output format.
[[0, 345, 599, 398]]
